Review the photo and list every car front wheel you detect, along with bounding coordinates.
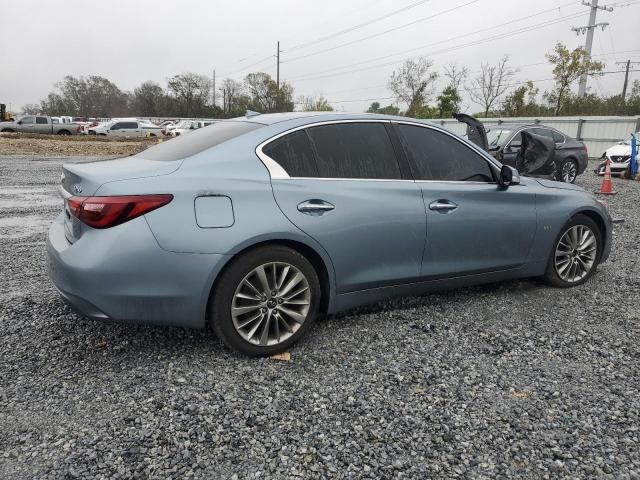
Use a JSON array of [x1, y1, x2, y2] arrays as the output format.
[[210, 246, 321, 356], [544, 214, 601, 287]]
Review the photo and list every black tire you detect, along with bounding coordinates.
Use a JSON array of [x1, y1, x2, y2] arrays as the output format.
[[1, 128, 15, 133], [57, 130, 71, 136], [88, 130, 96, 135], [210, 245, 321, 356], [543, 214, 602, 288]]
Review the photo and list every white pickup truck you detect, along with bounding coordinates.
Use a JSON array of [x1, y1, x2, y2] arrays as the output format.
[[0, 116, 81, 135]]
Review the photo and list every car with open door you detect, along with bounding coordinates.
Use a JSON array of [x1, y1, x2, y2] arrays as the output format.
[[47, 112, 612, 356], [485, 123, 588, 183]]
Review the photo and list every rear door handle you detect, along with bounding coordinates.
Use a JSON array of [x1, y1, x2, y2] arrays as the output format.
[[297, 199, 335, 216], [429, 200, 458, 212]]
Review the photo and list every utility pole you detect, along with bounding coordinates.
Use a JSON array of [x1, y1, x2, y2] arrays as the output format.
[[212, 69, 216, 108], [572, 0, 613, 97], [616, 60, 640, 103], [276, 41, 281, 91]]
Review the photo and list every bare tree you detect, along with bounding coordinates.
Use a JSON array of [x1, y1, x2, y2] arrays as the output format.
[[467, 56, 515, 117], [388, 57, 438, 117], [443, 62, 469, 113], [444, 63, 469, 92]]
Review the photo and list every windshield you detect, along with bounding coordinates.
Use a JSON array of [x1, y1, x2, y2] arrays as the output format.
[[486, 128, 515, 147]]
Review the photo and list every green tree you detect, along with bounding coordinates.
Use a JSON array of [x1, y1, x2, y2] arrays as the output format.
[[244, 72, 294, 113], [544, 43, 604, 115], [436, 85, 461, 118], [502, 81, 539, 116], [388, 57, 438, 117], [299, 95, 333, 111], [167, 72, 212, 117], [132, 81, 166, 117], [366, 102, 400, 115]]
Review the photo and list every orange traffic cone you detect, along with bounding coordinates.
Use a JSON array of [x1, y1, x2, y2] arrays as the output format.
[[596, 159, 617, 195]]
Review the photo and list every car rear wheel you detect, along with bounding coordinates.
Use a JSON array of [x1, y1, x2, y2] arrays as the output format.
[[57, 130, 71, 136], [543, 214, 601, 287], [559, 159, 578, 183], [210, 245, 321, 356]]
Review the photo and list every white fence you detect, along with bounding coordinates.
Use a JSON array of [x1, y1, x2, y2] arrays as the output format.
[[426, 116, 640, 158]]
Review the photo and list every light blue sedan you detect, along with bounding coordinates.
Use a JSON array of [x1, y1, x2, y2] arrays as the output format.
[[47, 112, 612, 356]]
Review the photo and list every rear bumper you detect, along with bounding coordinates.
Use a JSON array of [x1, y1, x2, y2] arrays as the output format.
[[46, 213, 230, 328]]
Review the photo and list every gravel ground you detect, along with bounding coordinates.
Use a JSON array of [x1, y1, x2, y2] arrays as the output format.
[[1, 154, 639, 479], [0, 134, 157, 156]]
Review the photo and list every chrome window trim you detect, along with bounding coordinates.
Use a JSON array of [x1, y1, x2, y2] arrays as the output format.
[[256, 118, 503, 184]]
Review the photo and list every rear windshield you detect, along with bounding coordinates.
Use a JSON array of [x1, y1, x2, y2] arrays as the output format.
[[138, 121, 263, 161]]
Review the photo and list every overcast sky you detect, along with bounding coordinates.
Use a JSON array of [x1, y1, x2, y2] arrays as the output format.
[[2, 0, 639, 114]]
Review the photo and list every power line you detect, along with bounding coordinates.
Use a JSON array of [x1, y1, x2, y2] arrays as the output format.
[[287, 3, 582, 81], [289, 11, 588, 83], [283, 0, 482, 63], [284, 0, 431, 53], [219, 55, 275, 77]]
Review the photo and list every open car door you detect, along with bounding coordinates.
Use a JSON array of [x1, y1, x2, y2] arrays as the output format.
[[513, 130, 557, 179]]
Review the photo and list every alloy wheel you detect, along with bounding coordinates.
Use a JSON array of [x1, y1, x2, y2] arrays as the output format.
[[561, 160, 577, 183], [231, 262, 311, 346], [554, 225, 597, 283]]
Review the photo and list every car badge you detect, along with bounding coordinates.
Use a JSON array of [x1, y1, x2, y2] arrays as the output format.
[[73, 184, 83, 195]]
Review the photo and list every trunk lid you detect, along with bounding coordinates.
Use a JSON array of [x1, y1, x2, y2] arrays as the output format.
[[60, 156, 182, 243]]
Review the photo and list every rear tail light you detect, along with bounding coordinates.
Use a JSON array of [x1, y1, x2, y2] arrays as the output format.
[[68, 194, 173, 229]]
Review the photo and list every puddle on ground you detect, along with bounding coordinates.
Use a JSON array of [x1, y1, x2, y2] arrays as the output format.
[[0, 186, 60, 209], [0, 215, 52, 239]]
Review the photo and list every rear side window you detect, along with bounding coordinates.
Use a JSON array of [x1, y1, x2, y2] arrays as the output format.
[[121, 122, 138, 129], [263, 130, 319, 177], [398, 124, 494, 182], [139, 120, 262, 161], [36, 117, 48, 124], [551, 130, 565, 143], [306, 123, 401, 179]]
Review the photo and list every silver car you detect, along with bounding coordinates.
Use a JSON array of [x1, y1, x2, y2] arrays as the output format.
[[47, 112, 612, 356]]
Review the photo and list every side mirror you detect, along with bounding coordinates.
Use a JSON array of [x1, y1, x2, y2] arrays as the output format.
[[499, 165, 520, 187], [17, 120, 22, 125]]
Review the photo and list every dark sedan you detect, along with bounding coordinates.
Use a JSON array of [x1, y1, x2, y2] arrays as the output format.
[[486, 124, 588, 183]]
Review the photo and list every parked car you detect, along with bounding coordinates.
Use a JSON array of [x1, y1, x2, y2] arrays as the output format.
[[166, 119, 216, 136], [47, 112, 612, 356], [0, 115, 80, 135], [485, 124, 588, 183], [88, 119, 163, 137], [594, 132, 639, 176]]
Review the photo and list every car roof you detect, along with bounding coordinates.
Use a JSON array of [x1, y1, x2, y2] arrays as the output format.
[[230, 111, 439, 127]]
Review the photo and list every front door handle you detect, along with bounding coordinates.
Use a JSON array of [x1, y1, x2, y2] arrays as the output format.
[[429, 200, 458, 212], [297, 199, 335, 216]]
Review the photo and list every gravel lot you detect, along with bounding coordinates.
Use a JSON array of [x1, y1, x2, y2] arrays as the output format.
[[1, 154, 639, 479]]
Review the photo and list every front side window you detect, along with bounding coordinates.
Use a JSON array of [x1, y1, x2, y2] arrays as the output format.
[[111, 122, 123, 130], [398, 124, 494, 182], [263, 130, 319, 178], [20, 116, 34, 125], [306, 122, 401, 179], [36, 117, 48, 124]]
